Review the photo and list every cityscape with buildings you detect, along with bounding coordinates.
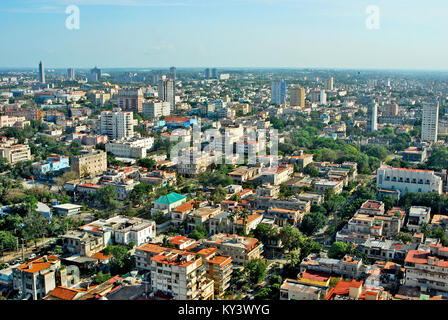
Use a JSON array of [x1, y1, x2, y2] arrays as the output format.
[[1, 0, 448, 305]]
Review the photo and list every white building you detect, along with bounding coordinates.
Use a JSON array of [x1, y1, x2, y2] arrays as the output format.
[[376, 166, 443, 195], [100, 110, 137, 139], [421, 102, 439, 143], [105, 137, 154, 159], [80, 215, 156, 247], [367, 99, 378, 132], [142, 101, 171, 119], [158, 75, 176, 111], [407, 206, 431, 232]]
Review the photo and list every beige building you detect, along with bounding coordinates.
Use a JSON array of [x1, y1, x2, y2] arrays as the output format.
[[289, 84, 306, 108], [70, 150, 107, 178], [62, 230, 106, 257], [0, 143, 31, 164], [197, 247, 233, 295], [150, 247, 214, 300], [280, 278, 324, 300], [203, 233, 263, 265]]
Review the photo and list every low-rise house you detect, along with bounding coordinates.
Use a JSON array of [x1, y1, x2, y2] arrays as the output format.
[[407, 206, 431, 232], [300, 253, 363, 279], [312, 179, 344, 195], [152, 192, 187, 216], [53, 203, 82, 217], [80, 215, 156, 247], [203, 233, 263, 265], [227, 166, 260, 183], [62, 230, 106, 257], [280, 278, 325, 300]]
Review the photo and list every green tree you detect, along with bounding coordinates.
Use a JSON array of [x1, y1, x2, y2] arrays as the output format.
[[94, 271, 112, 284], [300, 212, 327, 235], [244, 258, 267, 285], [327, 241, 349, 259], [279, 225, 303, 252]]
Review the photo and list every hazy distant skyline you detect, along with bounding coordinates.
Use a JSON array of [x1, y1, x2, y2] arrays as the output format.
[[1, 0, 448, 70]]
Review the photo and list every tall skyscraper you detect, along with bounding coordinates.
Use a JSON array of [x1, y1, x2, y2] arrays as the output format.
[[324, 77, 334, 90], [271, 80, 287, 105], [100, 110, 136, 140], [67, 68, 75, 81], [204, 68, 211, 79], [158, 75, 176, 111], [38, 61, 45, 84], [320, 90, 327, 105], [151, 71, 160, 85], [421, 101, 439, 143], [211, 68, 218, 79], [169, 67, 176, 80], [367, 99, 378, 132], [89, 66, 102, 82], [289, 84, 305, 108]]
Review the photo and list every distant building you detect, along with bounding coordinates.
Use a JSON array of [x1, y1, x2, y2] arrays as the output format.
[[116, 88, 143, 113], [38, 61, 45, 84], [367, 99, 378, 132], [100, 110, 136, 140], [158, 75, 176, 111], [89, 66, 101, 82], [142, 101, 170, 119], [0, 143, 31, 164], [67, 68, 75, 81], [271, 80, 287, 105], [421, 101, 439, 143], [289, 85, 306, 108], [70, 150, 107, 178]]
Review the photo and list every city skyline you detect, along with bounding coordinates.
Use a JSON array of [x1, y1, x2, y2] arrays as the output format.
[[1, 0, 448, 70]]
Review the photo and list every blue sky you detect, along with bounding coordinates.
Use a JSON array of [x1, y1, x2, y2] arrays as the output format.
[[0, 0, 447, 70]]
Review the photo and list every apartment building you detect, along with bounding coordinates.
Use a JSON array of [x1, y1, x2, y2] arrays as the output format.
[[203, 233, 263, 265], [13, 256, 62, 300], [0, 143, 31, 164], [421, 101, 439, 143], [70, 150, 107, 178], [105, 137, 154, 159], [404, 243, 448, 295], [150, 248, 214, 300], [0, 115, 29, 129], [197, 247, 233, 295], [336, 200, 403, 244], [142, 101, 171, 119], [260, 163, 294, 185], [100, 110, 137, 140], [376, 166, 443, 195], [116, 88, 144, 113]]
